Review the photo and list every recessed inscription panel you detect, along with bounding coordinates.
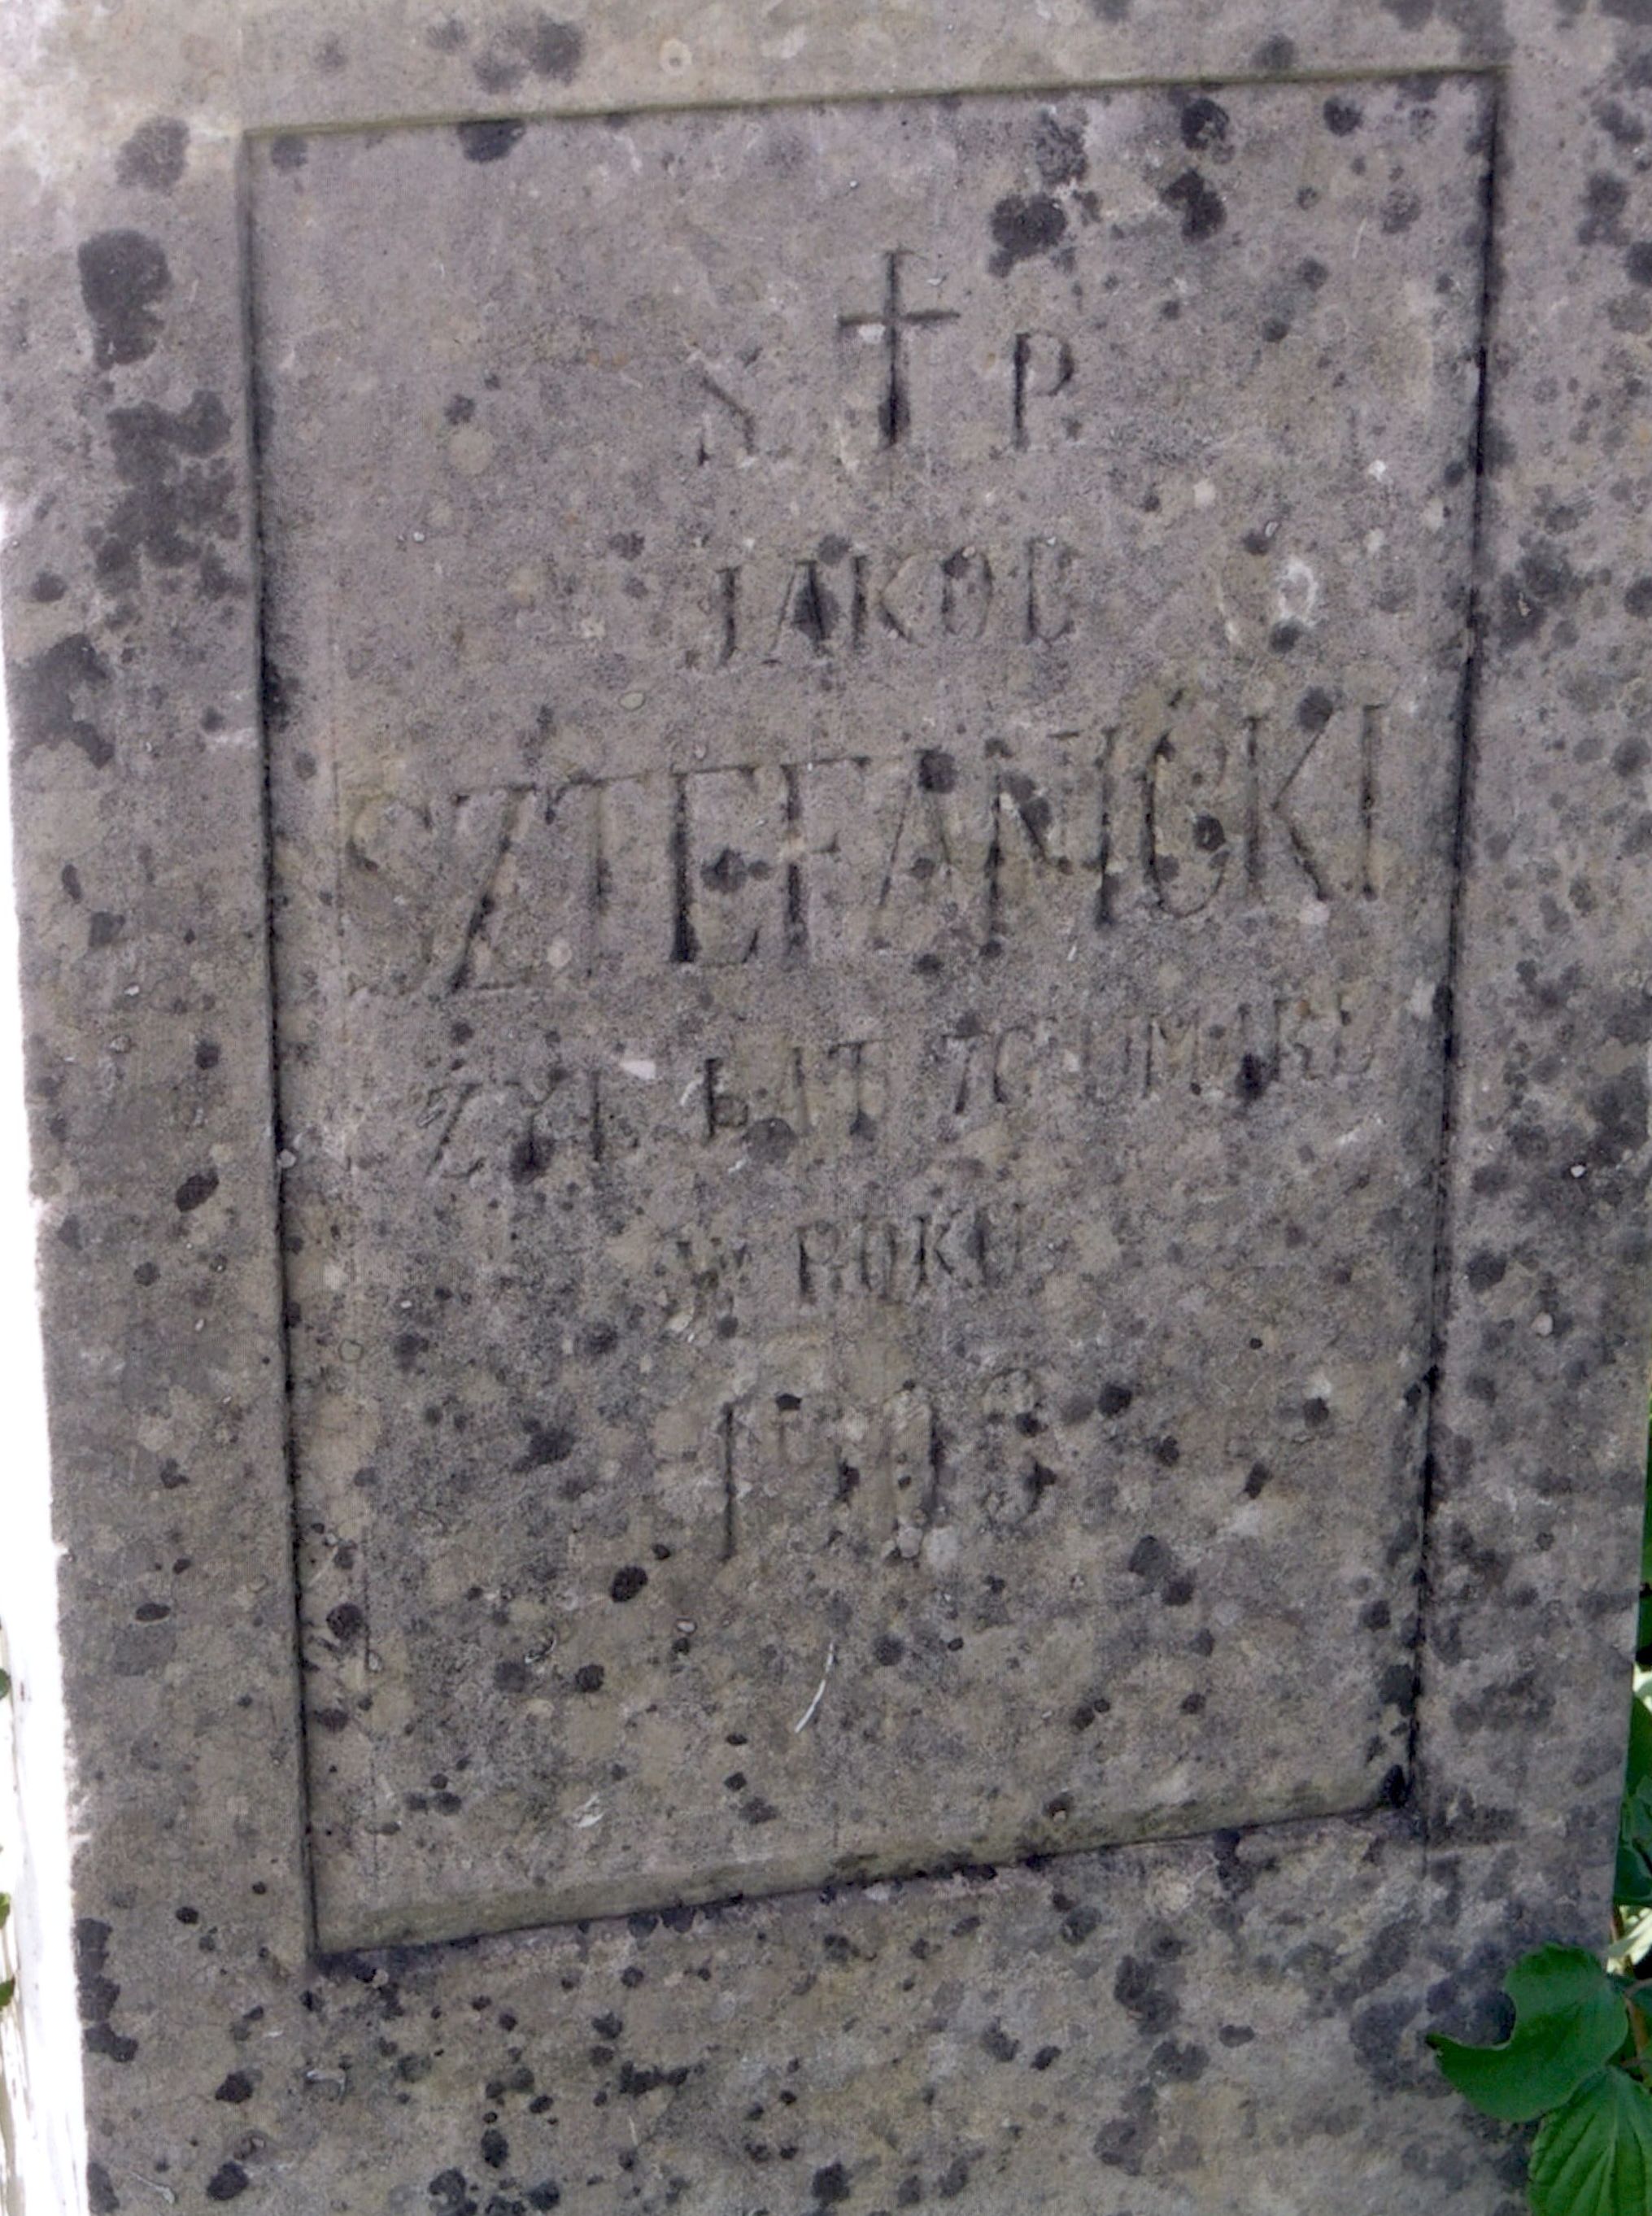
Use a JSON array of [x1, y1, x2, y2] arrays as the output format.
[[254, 81, 1490, 1947]]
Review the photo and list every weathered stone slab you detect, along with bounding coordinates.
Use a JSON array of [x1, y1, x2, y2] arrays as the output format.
[[2, 2, 1650, 2211], [255, 82, 1490, 1946]]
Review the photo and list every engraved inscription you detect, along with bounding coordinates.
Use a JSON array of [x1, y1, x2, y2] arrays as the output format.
[[837, 250, 961, 447], [342, 703, 1386, 1001], [257, 83, 1492, 1946]]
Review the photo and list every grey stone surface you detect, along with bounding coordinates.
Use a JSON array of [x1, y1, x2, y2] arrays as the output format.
[[0, 1, 1648, 2210], [258, 83, 1492, 1950]]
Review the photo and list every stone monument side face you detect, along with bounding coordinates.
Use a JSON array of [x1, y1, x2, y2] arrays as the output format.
[[255, 81, 1489, 1948], [0, 3, 1647, 2211]]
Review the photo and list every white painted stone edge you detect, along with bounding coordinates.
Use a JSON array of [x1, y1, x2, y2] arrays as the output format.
[[0, 554, 89, 2216]]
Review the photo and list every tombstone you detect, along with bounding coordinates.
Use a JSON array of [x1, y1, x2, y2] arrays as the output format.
[[1, 4, 1646, 2209]]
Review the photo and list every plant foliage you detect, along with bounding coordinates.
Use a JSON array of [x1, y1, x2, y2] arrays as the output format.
[[1530, 2068, 1652, 2216], [1428, 1950, 1652, 2215], [1427, 1423, 1652, 2213], [1428, 1948, 1630, 2122]]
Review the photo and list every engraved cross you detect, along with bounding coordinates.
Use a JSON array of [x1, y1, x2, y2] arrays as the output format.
[[837, 250, 960, 447]]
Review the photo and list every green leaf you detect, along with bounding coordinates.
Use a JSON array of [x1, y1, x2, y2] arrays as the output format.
[[1427, 1947, 1628, 2121], [1531, 2069, 1652, 2216], [1618, 1777, 1652, 1910], [0, 1978, 13, 2009], [1630, 1699, 1652, 1799], [0, 1891, 11, 1928], [1615, 1843, 1652, 1912]]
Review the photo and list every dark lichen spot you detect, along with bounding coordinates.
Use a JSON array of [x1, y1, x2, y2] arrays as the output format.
[[205, 2165, 249, 2202], [1496, 562, 1557, 648], [474, 13, 583, 89], [473, 49, 526, 90], [215, 2070, 254, 2103], [1162, 169, 1226, 242], [481, 2129, 508, 2169], [12, 631, 113, 769], [516, 1419, 575, 1468], [1093, 2086, 1158, 2175], [1097, 1381, 1134, 1417], [748, 1116, 796, 1164], [981, 2022, 1020, 2061], [86, 2161, 120, 2214], [1034, 113, 1088, 188], [573, 1663, 605, 1693], [494, 1658, 530, 1692], [742, 1796, 780, 1825], [1297, 687, 1336, 733], [325, 1601, 364, 1644], [1380, 188, 1423, 236], [1252, 33, 1297, 68], [1060, 1902, 1100, 1944], [270, 135, 307, 172], [117, 118, 189, 190], [88, 911, 124, 949], [78, 231, 171, 368], [1178, 94, 1230, 150], [76, 1917, 138, 2062], [1114, 1954, 1179, 2035], [989, 193, 1068, 273], [1153, 2038, 1209, 2081], [457, 119, 526, 164], [93, 390, 240, 596], [174, 1167, 219, 1212], [1591, 1066, 1647, 1163], [873, 1633, 905, 1665], [518, 15, 583, 77], [918, 747, 957, 793], [1465, 1249, 1507, 1292], [1127, 1535, 1174, 1580], [610, 1564, 648, 1603], [1323, 97, 1363, 135], [812, 2163, 852, 2206], [1580, 172, 1629, 247]]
